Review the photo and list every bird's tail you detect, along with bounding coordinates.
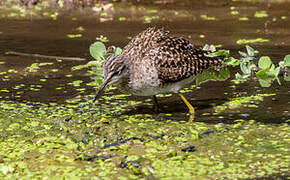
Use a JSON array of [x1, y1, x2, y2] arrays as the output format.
[[193, 47, 226, 73]]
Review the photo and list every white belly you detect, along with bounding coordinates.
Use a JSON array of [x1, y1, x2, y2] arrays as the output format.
[[126, 76, 196, 96]]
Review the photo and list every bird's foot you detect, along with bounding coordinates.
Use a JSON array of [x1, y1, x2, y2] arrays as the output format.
[[188, 107, 195, 122]]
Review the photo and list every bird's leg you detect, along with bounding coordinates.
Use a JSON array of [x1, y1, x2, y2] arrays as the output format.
[[152, 95, 160, 113], [178, 94, 195, 122]]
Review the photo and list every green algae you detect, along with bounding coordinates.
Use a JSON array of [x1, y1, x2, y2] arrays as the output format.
[[0, 98, 288, 179], [231, 11, 239, 15], [68, 80, 83, 87], [239, 17, 249, 21], [25, 62, 54, 73], [200, 15, 217, 20], [254, 10, 268, 18], [67, 34, 82, 38], [214, 93, 276, 113], [236, 38, 269, 44]]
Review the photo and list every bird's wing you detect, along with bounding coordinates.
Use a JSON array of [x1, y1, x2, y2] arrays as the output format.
[[147, 36, 225, 84]]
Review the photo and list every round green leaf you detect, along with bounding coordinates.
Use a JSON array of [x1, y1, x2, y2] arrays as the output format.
[[258, 56, 272, 69], [89, 42, 106, 60], [284, 55, 290, 66]]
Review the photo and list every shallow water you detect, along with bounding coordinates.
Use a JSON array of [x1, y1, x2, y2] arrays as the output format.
[[0, 0, 289, 124], [0, 1, 289, 179]]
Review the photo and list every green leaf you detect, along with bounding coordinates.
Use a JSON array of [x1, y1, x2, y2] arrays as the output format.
[[209, 45, 216, 52], [215, 50, 230, 57], [266, 65, 278, 78], [269, 64, 275, 71], [235, 72, 242, 79], [284, 55, 290, 66], [258, 56, 272, 69], [90, 42, 106, 60], [256, 68, 269, 79], [239, 51, 248, 57], [219, 68, 231, 80], [276, 77, 281, 85], [265, 67, 280, 78], [87, 60, 102, 67], [258, 79, 271, 87], [225, 57, 240, 67], [274, 67, 280, 77], [235, 72, 250, 80], [246, 45, 255, 56], [203, 44, 209, 51], [240, 63, 251, 74], [279, 61, 285, 67], [195, 67, 230, 85], [114, 47, 123, 55]]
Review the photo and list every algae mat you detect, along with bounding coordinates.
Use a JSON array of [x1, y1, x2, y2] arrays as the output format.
[[0, 99, 289, 179]]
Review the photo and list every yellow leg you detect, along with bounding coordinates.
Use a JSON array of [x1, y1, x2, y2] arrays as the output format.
[[178, 94, 195, 122]]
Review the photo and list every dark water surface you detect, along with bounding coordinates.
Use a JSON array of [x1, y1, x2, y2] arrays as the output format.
[[0, 0, 289, 123]]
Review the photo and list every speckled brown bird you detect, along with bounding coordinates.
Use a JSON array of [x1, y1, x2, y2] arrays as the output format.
[[93, 27, 225, 121]]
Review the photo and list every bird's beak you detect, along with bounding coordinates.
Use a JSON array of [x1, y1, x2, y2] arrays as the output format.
[[92, 76, 112, 102]]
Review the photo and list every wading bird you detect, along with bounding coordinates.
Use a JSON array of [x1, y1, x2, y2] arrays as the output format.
[[93, 27, 224, 121]]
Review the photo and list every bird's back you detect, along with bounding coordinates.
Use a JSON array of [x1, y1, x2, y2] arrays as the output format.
[[122, 27, 169, 59], [121, 27, 225, 94]]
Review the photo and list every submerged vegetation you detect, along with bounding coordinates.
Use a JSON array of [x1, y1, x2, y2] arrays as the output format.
[[0, 0, 289, 179]]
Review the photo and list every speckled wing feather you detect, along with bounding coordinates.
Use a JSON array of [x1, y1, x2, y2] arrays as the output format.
[[148, 32, 225, 84], [122, 27, 169, 59]]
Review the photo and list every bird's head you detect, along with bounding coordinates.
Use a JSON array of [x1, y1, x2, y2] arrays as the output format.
[[93, 55, 129, 102]]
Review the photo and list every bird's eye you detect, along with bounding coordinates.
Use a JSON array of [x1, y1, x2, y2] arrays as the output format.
[[112, 69, 122, 77], [115, 66, 124, 76], [112, 71, 119, 76]]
